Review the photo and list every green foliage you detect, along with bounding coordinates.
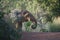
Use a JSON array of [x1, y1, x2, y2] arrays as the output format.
[[45, 14, 53, 22], [0, 19, 10, 40], [49, 24, 60, 32], [24, 21, 32, 32], [25, 21, 32, 26], [0, 0, 41, 16], [0, 0, 60, 32], [0, 10, 21, 39], [0, 0, 60, 22], [0, 19, 22, 40], [37, 0, 60, 22], [40, 29, 48, 32], [0, 11, 5, 19]]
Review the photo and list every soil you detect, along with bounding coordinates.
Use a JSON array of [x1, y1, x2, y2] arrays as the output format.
[[21, 32, 60, 40]]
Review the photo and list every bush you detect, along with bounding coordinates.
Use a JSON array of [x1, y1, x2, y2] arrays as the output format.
[[40, 29, 48, 32], [24, 21, 32, 32], [49, 23, 60, 32], [0, 19, 22, 40]]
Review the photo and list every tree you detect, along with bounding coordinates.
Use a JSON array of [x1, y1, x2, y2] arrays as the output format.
[[37, 0, 60, 22]]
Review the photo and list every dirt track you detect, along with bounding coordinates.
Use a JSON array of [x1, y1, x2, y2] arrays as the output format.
[[21, 32, 60, 40]]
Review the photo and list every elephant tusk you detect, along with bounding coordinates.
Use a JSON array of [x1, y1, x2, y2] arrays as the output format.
[[27, 17, 30, 21], [24, 13, 29, 17], [16, 23, 18, 29]]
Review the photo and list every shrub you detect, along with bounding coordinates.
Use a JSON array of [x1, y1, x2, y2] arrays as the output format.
[[49, 23, 60, 32], [24, 21, 32, 32]]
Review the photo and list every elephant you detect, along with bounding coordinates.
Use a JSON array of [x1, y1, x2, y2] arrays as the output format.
[[10, 9, 37, 32], [8, 9, 37, 40]]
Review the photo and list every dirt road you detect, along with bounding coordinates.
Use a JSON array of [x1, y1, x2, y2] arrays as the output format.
[[21, 32, 60, 40]]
